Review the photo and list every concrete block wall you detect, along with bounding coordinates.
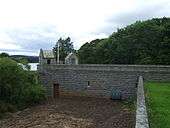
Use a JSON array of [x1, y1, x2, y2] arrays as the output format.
[[38, 64, 170, 99]]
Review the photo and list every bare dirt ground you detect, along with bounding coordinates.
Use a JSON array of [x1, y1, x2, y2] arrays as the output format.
[[0, 96, 135, 128]]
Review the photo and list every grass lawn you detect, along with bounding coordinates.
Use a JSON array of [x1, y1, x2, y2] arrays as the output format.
[[145, 82, 170, 128]]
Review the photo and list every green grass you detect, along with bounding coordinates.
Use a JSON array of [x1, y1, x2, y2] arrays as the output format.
[[145, 82, 170, 128]]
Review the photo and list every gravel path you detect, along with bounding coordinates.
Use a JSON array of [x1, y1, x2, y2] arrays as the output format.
[[0, 97, 135, 128]]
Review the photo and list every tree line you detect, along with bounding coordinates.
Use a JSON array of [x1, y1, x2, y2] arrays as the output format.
[[78, 17, 170, 65]]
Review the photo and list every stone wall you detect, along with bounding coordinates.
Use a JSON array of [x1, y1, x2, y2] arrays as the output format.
[[135, 76, 149, 128], [38, 64, 170, 99]]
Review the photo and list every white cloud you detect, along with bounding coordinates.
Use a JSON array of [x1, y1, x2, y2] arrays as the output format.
[[0, 0, 170, 55], [0, 40, 22, 50]]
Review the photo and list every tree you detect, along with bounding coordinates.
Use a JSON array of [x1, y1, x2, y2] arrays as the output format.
[[78, 17, 170, 65], [53, 37, 74, 63], [78, 39, 104, 64], [0, 58, 45, 109], [0, 52, 9, 58]]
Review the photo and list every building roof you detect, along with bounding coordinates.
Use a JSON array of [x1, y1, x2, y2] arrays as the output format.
[[41, 49, 55, 58], [65, 53, 77, 60]]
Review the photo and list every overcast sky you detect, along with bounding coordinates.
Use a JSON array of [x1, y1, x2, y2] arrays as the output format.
[[0, 0, 170, 56]]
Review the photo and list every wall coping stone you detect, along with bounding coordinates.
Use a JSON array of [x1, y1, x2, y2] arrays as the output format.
[[38, 64, 170, 72], [135, 76, 149, 128]]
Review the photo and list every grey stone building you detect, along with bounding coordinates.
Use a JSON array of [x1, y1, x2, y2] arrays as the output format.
[[38, 48, 170, 100], [39, 49, 78, 65], [39, 49, 56, 65]]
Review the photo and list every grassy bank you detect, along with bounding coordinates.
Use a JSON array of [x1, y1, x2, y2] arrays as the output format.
[[145, 82, 170, 128]]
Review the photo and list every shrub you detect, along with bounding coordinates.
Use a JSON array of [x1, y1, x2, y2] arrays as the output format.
[[24, 84, 46, 105], [0, 58, 45, 112]]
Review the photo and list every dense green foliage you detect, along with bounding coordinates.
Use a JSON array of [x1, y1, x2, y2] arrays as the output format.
[[53, 37, 75, 62], [10, 55, 39, 63], [0, 52, 39, 63], [0, 53, 10, 58], [145, 82, 170, 128], [78, 17, 170, 64], [0, 58, 45, 116]]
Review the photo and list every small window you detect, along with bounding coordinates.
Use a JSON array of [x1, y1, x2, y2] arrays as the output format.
[[47, 59, 51, 64]]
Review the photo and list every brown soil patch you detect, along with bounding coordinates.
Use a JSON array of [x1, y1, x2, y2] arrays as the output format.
[[0, 97, 135, 128]]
